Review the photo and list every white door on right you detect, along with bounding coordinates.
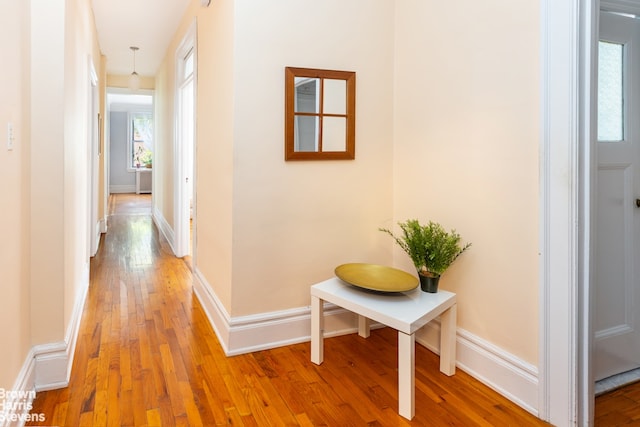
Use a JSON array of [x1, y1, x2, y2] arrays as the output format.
[[595, 11, 640, 381]]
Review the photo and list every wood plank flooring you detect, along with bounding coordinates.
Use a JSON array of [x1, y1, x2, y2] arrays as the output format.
[[595, 380, 640, 425], [27, 194, 551, 426]]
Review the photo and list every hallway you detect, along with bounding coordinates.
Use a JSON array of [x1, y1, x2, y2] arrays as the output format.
[[27, 194, 550, 426]]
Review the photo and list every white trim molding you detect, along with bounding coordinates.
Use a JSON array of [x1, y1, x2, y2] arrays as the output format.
[[34, 273, 89, 391], [191, 268, 231, 353], [192, 272, 540, 415], [540, 0, 596, 425], [173, 19, 197, 259], [99, 216, 107, 234], [108, 184, 136, 194], [417, 323, 539, 415], [152, 206, 177, 255], [32, 341, 71, 392]]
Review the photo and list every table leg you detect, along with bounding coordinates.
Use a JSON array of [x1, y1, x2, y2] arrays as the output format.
[[311, 295, 324, 365], [439, 303, 457, 375], [358, 315, 370, 338], [398, 331, 415, 420]]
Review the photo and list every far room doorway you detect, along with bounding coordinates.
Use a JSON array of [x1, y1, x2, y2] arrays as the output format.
[[106, 90, 154, 198]]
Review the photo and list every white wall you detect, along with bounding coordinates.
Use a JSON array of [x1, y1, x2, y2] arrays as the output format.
[[154, 44, 178, 230], [0, 0, 30, 391], [393, 0, 540, 364], [0, 0, 104, 399], [229, 0, 396, 315], [155, 0, 237, 309], [109, 112, 135, 188], [168, 0, 541, 367], [123, 0, 548, 416], [194, 0, 236, 313], [29, 0, 99, 347], [156, 0, 395, 318], [30, 0, 67, 346]]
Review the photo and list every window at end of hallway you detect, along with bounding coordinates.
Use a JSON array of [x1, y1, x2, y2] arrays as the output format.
[[130, 112, 153, 169]]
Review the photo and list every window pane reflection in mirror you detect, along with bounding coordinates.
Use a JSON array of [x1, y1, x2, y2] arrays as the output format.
[[295, 116, 319, 151], [323, 117, 347, 151], [324, 79, 346, 115], [295, 78, 320, 113]]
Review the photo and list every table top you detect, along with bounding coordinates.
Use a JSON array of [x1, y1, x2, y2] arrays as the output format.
[[311, 277, 456, 334]]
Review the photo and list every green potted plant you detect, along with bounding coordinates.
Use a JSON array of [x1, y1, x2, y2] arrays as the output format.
[[379, 219, 471, 293]]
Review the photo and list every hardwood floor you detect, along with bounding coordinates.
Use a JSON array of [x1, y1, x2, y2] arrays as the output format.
[[595, 380, 640, 425], [27, 193, 551, 426]]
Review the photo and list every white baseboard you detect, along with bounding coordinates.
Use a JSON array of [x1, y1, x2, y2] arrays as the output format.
[[192, 268, 231, 354], [91, 220, 102, 257], [192, 272, 539, 416], [416, 320, 539, 416], [34, 267, 89, 391], [152, 206, 177, 255], [109, 184, 136, 194], [99, 216, 107, 234], [192, 268, 365, 356], [2, 271, 89, 426], [32, 341, 71, 392]]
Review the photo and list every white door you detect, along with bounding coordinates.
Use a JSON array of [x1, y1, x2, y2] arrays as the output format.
[[595, 11, 640, 381]]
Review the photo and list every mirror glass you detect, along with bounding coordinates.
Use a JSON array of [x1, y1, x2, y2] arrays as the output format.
[[294, 116, 318, 152], [323, 79, 346, 115], [294, 78, 319, 114], [323, 117, 347, 151], [285, 67, 356, 160]]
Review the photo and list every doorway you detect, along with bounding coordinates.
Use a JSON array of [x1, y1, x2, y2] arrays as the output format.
[[105, 90, 154, 196], [594, 8, 640, 393], [88, 58, 100, 257], [174, 23, 196, 261]]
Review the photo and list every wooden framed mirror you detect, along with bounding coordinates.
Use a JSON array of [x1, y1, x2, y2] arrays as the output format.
[[285, 67, 356, 160]]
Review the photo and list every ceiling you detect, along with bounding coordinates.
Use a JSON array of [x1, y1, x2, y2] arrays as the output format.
[[91, 0, 192, 77]]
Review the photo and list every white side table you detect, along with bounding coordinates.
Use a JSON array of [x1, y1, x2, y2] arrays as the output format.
[[310, 277, 457, 420]]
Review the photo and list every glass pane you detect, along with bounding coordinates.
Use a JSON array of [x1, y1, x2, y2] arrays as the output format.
[[322, 117, 346, 151], [294, 115, 318, 151], [323, 79, 346, 115], [598, 41, 624, 142], [131, 113, 153, 167], [295, 78, 319, 113]]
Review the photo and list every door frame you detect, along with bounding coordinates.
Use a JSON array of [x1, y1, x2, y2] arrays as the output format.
[[540, 0, 597, 425], [88, 56, 100, 257], [174, 21, 197, 260], [544, 1, 640, 425]]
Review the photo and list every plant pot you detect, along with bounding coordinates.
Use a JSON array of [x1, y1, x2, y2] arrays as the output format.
[[419, 273, 440, 293]]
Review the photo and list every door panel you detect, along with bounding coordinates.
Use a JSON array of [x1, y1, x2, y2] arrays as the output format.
[[595, 11, 640, 381]]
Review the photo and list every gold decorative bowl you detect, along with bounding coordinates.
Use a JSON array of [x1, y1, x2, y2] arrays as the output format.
[[334, 263, 418, 292]]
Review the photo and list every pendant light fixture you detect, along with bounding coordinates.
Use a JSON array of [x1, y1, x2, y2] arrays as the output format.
[[129, 46, 140, 91]]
